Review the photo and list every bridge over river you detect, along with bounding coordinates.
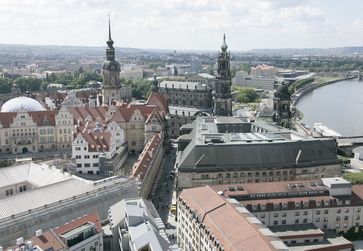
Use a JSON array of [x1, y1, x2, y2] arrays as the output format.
[[336, 136, 363, 147]]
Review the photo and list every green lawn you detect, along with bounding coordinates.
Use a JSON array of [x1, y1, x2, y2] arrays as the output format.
[[343, 172, 363, 184]]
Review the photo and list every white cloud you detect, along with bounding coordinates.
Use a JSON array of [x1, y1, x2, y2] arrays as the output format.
[[0, 0, 361, 49]]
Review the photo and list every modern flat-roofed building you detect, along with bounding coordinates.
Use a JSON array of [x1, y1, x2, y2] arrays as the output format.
[[176, 117, 341, 192], [0, 162, 138, 247], [107, 198, 171, 251]]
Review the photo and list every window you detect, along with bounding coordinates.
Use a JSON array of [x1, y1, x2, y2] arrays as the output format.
[[337, 209, 341, 213], [282, 220, 286, 225], [303, 218, 308, 223], [336, 216, 341, 221], [323, 217, 328, 222], [344, 216, 349, 221], [295, 219, 299, 224], [274, 213, 279, 217], [304, 211, 308, 216], [85, 155, 90, 159], [295, 212, 300, 216], [315, 218, 320, 222], [316, 210, 321, 215], [93, 163, 99, 167], [84, 163, 90, 167], [261, 214, 265, 218], [357, 208, 361, 212], [345, 208, 350, 213], [324, 210, 329, 214], [282, 212, 287, 217], [76, 155, 81, 159], [273, 220, 278, 225], [75, 147, 81, 151]]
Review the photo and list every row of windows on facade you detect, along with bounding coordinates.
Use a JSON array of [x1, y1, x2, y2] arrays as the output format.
[[201, 170, 296, 179], [252, 199, 352, 211], [169, 100, 206, 107], [5, 185, 26, 196], [76, 163, 99, 168], [163, 84, 206, 90], [75, 154, 99, 159], [268, 216, 360, 228], [57, 120, 72, 125], [167, 92, 207, 97], [9, 128, 71, 136], [259, 208, 356, 218], [178, 209, 223, 251], [267, 218, 353, 228]]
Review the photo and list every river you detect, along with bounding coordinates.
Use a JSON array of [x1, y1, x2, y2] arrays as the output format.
[[296, 78, 363, 137]]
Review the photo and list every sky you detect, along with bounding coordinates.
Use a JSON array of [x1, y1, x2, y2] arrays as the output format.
[[1, 0, 363, 51]]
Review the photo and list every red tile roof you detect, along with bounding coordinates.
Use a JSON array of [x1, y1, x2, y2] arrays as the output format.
[[147, 92, 169, 114], [77, 130, 112, 152], [179, 186, 281, 251], [131, 133, 162, 179], [31, 231, 66, 251], [53, 212, 102, 235]]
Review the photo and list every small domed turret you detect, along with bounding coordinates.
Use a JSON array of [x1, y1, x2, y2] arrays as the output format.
[[221, 33, 228, 52]]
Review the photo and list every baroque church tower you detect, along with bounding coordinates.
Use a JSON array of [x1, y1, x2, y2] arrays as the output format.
[[213, 34, 232, 116], [272, 83, 292, 128], [102, 17, 122, 105]]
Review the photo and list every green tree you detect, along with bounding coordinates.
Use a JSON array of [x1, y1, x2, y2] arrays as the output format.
[[0, 78, 12, 93], [234, 88, 258, 103]]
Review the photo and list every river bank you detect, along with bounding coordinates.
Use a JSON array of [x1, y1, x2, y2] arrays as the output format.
[[296, 78, 363, 136], [292, 76, 356, 106]]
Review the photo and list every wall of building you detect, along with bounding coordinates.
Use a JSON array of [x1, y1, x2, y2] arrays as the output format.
[[139, 138, 164, 199], [253, 205, 362, 234], [177, 164, 342, 192]]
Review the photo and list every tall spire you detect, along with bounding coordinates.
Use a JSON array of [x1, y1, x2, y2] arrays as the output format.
[[221, 33, 228, 52], [107, 15, 114, 49]]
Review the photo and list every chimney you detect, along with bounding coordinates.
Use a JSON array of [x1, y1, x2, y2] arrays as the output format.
[[16, 238, 24, 245], [35, 229, 43, 237]]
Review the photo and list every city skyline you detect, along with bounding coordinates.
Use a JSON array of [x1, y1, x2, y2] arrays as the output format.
[[1, 0, 363, 51]]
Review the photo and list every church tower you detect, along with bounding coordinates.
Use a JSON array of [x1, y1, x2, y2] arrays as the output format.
[[102, 17, 122, 105], [151, 73, 159, 93], [213, 34, 232, 116], [272, 83, 292, 128]]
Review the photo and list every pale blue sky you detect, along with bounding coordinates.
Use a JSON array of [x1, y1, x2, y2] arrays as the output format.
[[0, 0, 362, 50]]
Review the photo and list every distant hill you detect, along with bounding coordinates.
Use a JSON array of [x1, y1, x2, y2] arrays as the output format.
[[246, 47, 363, 56]]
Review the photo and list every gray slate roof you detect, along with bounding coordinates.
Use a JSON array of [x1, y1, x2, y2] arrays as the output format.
[[177, 117, 340, 172]]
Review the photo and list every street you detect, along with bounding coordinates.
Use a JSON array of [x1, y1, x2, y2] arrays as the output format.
[[152, 145, 177, 223]]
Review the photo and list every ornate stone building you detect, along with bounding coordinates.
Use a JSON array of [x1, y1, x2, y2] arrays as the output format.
[[213, 34, 232, 116], [273, 83, 292, 128]]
